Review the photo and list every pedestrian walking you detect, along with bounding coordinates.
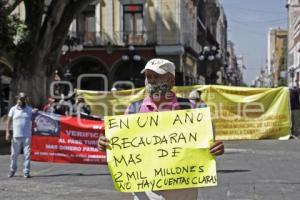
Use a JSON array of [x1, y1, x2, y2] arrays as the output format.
[[98, 58, 224, 200], [5, 92, 37, 178]]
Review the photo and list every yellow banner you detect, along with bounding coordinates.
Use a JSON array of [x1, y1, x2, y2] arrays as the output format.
[[198, 86, 291, 140], [78, 85, 291, 140], [104, 108, 217, 192]]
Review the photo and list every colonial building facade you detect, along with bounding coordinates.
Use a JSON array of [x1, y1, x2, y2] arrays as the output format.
[[287, 0, 300, 87], [60, 0, 228, 91], [227, 41, 244, 86], [60, 0, 201, 91], [2, 0, 229, 105], [267, 28, 288, 87]]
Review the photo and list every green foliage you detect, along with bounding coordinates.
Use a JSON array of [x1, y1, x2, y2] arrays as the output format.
[[0, 13, 31, 69], [2, 14, 27, 45], [15, 19, 29, 45], [0, 14, 16, 50], [1, 9, 32, 63]]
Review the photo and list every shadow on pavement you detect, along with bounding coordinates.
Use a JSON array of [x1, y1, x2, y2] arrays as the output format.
[[217, 169, 251, 173]]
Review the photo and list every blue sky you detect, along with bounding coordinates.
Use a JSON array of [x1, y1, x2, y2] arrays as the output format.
[[220, 0, 287, 85]]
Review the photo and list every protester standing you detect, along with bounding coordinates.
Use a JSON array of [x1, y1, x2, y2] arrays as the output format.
[[98, 58, 224, 200], [5, 92, 36, 178]]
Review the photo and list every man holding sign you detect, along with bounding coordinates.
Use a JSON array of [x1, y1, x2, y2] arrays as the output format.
[[98, 58, 224, 200]]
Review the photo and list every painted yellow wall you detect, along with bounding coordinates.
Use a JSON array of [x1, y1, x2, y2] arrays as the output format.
[[99, 0, 198, 46], [159, 0, 180, 44], [274, 30, 288, 86]]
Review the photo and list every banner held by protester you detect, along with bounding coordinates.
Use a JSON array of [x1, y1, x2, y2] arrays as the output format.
[[31, 112, 106, 164], [80, 85, 291, 140], [105, 107, 217, 192]]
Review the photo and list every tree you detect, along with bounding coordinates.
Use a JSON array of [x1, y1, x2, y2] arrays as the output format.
[[0, 0, 95, 107]]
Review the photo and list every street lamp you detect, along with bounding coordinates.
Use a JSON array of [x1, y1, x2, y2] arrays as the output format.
[[198, 45, 222, 62], [61, 35, 83, 96], [289, 68, 296, 87], [62, 36, 84, 54], [122, 45, 141, 86], [122, 45, 141, 61], [198, 45, 222, 84]]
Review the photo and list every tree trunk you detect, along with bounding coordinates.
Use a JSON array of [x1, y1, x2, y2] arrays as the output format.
[[10, 48, 48, 108], [9, 0, 94, 108]]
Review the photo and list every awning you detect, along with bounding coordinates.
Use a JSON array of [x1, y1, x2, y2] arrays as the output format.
[[155, 45, 185, 56]]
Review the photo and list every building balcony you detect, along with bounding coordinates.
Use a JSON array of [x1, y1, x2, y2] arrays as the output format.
[[122, 31, 150, 46], [294, 24, 300, 40], [293, 15, 300, 28], [68, 31, 156, 47]]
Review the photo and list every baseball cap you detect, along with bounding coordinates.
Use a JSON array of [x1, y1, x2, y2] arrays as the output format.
[[189, 90, 201, 100], [16, 92, 27, 99], [141, 58, 175, 76]]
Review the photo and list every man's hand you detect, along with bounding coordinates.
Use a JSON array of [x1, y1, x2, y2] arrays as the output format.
[[97, 135, 109, 151], [5, 131, 11, 141], [209, 141, 224, 156]]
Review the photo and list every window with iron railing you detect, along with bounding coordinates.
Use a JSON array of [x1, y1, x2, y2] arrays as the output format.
[[73, 5, 97, 46], [123, 4, 145, 45], [82, 10, 96, 46]]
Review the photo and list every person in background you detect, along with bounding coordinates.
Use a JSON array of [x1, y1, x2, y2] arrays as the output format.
[[55, 94, 72, 115], [5, 92, 37, 178], [42, 97, 56, 113], [73, 95, 91, 118], [188, 89, 207, 108], [98, 58, 224, 200], [290, 86, 300, 138]]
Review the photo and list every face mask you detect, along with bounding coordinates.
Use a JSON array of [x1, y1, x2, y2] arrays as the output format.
[[145, 82, 171, 97], [19, 101, 26, 108]]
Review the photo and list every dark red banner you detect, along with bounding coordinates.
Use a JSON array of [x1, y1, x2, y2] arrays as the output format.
[[31, 112, 107, 164]]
